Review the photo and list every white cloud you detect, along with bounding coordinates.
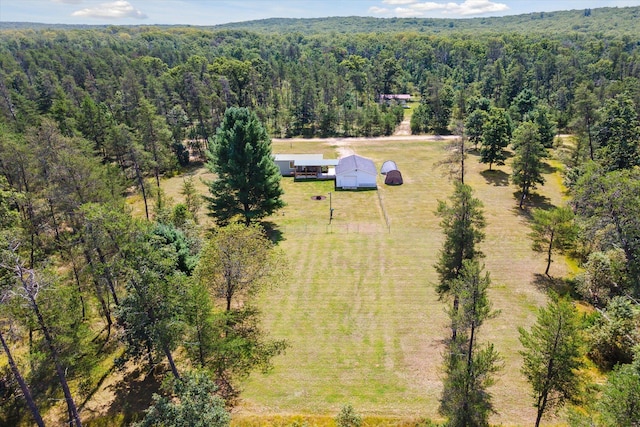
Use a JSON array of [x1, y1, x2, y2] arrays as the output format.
[[52, 0, 84, 4], [383, 0, 418, 4], [395, 6, 423, 16], [71, 0, 147, 19], [387, 0, 509, 17], [369, 6, 391, 14]]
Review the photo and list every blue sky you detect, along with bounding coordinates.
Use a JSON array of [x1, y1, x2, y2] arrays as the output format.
[[1, 0, 639, 26]]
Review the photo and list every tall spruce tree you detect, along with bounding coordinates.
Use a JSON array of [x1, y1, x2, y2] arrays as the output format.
[[206, 107, 284, 226]]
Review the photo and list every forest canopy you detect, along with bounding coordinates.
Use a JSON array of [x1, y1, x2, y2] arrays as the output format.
[[1, 5, 640, 426]]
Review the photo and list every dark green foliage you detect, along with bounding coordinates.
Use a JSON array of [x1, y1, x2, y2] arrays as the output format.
[[519, 296, 584, 427], [117, 224, 188, 378], [480, 108, 511, 170], [532, 107, 556, 149], [511, 88, 538, 121], [586, 296, 639, 370], [434, 183, 486, 298], [135, 370, 230, 427], [594, 93, 640, 172], [335, 404, 362, 427], [511, 121, 547, 208], [465, 109, 489, 150], [206, 107, 285, 226], [597, 347, 640, 427], [571, 164, 640, 296], [152, 223, 199, 275], [439, 260, 502, 427]]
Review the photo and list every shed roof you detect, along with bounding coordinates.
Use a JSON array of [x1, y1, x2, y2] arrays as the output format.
[[381, 160, 398, 174], [384, 169, 403, 185], [336, 155, 377, 175]]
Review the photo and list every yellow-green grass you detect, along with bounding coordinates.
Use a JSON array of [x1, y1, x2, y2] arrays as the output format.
[[231, 137, 570, 426], [134, 136, 570, 425]]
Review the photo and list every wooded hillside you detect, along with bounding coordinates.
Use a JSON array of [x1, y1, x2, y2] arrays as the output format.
[[1, 6, 639, 426]]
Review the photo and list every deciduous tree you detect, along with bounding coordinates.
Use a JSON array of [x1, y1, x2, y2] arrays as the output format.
[[480, 108, 511, 170]]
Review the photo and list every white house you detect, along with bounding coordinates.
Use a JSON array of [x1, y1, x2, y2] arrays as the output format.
[[335, 155, 377, 190], [273, 154, 323, 176], [273, 154, 338, 179]]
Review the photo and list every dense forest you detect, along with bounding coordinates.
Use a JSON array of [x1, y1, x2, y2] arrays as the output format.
[[1, 5, 640, 426]]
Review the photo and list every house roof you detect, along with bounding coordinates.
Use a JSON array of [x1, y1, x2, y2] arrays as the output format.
[[336, 155, 377, 175], [273, 154, 324, 162], [379, 94, 411, 100], [295, 159, 339, 167]]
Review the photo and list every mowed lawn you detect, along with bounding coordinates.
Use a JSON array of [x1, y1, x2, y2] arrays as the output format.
[[231, 136, 569, 426], [158, 136, 570, 425]]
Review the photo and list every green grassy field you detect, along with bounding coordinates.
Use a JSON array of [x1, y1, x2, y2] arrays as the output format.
[[212, 136, 572, 426]]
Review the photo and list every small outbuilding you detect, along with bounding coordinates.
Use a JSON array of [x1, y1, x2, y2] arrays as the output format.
[[335, 155, 377, 190], [384, 169, 403, 185], [380, 160, 398, 175]]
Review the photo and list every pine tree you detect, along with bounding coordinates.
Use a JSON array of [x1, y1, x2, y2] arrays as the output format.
[[206, 107, 285, 226], [519, 296, 584, 427], [435, 183, 486, 340], [440, 260, 502, 427], [511, 121, 547, 209]]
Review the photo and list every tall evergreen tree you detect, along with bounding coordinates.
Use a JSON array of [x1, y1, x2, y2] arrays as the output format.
[[594, 93, 640, 172], [435, 183, 486, 339], [519, 296, 584, 427], [439, 260, 502, 427], [206, 107, 285, 226], [511, 121, 547, 209]]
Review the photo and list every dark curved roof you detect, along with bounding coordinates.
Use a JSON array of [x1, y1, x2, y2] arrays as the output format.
[[384, 169, 403, 185]]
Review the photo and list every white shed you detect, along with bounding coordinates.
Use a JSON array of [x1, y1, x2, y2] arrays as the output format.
[[335, 155, 377, 190], [380, 160, 398, 175]]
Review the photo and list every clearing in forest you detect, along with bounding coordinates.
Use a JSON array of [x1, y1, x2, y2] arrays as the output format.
[[228, 135, 570, 425]]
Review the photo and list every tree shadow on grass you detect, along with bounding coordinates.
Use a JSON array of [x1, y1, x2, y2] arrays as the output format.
[[261, 221, 284, 244], [541, 161, 559, 174], [532, 273, 574, 297], [481, 169, 510, 186], [102, 365, 163, 425], [512, 191, 555, 214]]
